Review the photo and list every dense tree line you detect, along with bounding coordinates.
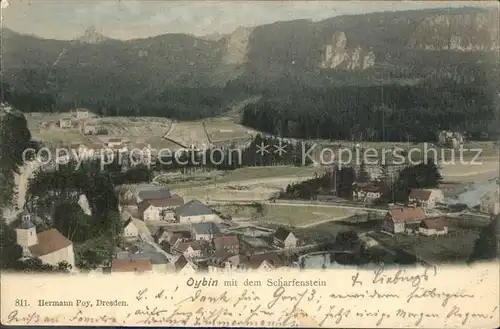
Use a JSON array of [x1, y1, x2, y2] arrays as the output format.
[[241, 83, 498, 142], [279, 167, 356, 200], [379, 160, 443, 204], [154, 134, 314, 172]]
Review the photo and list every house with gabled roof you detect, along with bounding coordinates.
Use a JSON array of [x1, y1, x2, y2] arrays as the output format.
[[213, 235, 240, 255], [273, 227, 298, 249], [136, 189, 173, 203], [138, 195, 184, 222], [174, 199, 220, 224], [191, 222, 221, 241], [419, 217, 449, 236], [15, 211, 75, 268], [409, 188, 444, 209], [352, 182, 382, 203], [123, 218, 152, 242], [173, 241, 202, 259], [382, 205, 427, 234]]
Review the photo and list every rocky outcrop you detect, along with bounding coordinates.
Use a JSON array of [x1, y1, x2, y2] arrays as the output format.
[[409, 12, 499, 51], [222, 26, 254, 65], [76, 26, 110, 44], [320, 32, 375, 70]]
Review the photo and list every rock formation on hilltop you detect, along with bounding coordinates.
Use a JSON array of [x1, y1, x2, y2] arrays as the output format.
[[75, 26, 110, 44], [408, 12, 499, 51], [221, 26, 254, 65], [320, 31, 376, 70]]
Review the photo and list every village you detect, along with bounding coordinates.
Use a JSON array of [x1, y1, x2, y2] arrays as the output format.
[[12, 167, 499, 273]]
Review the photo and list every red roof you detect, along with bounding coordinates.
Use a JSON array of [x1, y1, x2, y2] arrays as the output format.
[[388, 206, 426, 223], [28, 229, 72, 257], [111, 259, 152, 273], [355, 182, 382, 193], [409, 189, 432, 201], [214, 235, 239, 248], [420, 217, 449, 230]]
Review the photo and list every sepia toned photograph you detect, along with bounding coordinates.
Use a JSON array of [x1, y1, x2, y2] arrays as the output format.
[[0, 0, 499, 327]]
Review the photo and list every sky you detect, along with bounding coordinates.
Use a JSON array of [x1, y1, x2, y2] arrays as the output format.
[[1, 0, 497, 40]]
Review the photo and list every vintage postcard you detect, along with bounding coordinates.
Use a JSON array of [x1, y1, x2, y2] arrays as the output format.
[[0, 0, 499, 327]]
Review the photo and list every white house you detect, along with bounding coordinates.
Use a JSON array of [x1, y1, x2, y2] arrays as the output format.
[[16, 212, 75, 268], [419, 217, 449, 236], [191, 222, 221, 241], [75, 108, 90, 120], [123, 218, 152, 241], [138, 195, 184, 222], [174, 199, 220, 223], [352, 182, 383, 203], [381, 205, 427, 234], [59, 118, 72, 129], [273, 227, 298, 249], [409, 189, 444, 209], [106, 138, 123, 148], [174, 241, 202, 259]]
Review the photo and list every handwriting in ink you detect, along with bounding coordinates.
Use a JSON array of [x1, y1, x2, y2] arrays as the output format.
[[372, 267, 432, 288], [233, 289, 260, 308], [267, 287, 309, 312], [68, 310, 117, 324], [6, 310, 41, 324], [406, 287, 474, 306], [175, 289, 230, 306]]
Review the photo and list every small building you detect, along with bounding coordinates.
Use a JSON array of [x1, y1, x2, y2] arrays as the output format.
[[409, 189, 444, 209], [173, 255, 197, 274], [419, 217, 449, 236], [242, 253, 285, 271], [352, 182, 383, 203], [138, 195, 184, 222], [191, 222, 221, 241], [136, 188, 173, 203], [81, 121, 98, 135], [75, 108, 90, 120], [381, 205, 427, 234], [123, 218, 152, 241], [273, 227, 298, 249], [16, 212, 75, 268], [111, 259, 152, 273], [480, 187, 500, 215], [174, 199, 220, 224], [155, 227, 192, 245], [106, 138, 123, 148], [59, 118, 73, 129], [174, 241, 202, 259], [213, 235, 240, 255]]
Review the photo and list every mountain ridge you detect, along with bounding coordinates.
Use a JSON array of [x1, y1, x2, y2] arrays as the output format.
[[1, 6, 498, 113]]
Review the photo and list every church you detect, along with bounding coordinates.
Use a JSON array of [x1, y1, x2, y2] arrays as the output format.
[[15, 211, 75, 268]]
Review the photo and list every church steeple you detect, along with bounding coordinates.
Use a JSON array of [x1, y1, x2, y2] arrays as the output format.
[[16, 209, 38, 249]]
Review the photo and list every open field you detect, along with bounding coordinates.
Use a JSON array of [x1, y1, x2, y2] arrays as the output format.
[[165, 165, 322, 190], [97, 116, 172, 138], [203, 117, 256, 142], [31, 128, 101, 147], [213, 203, 360, 227], [163, 121, 210, 148], [440, 159, 499, 183], [26, 113, 173, 147]]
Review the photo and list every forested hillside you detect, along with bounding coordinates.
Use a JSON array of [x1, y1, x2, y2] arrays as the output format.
[[1, 7, 498, 140]]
